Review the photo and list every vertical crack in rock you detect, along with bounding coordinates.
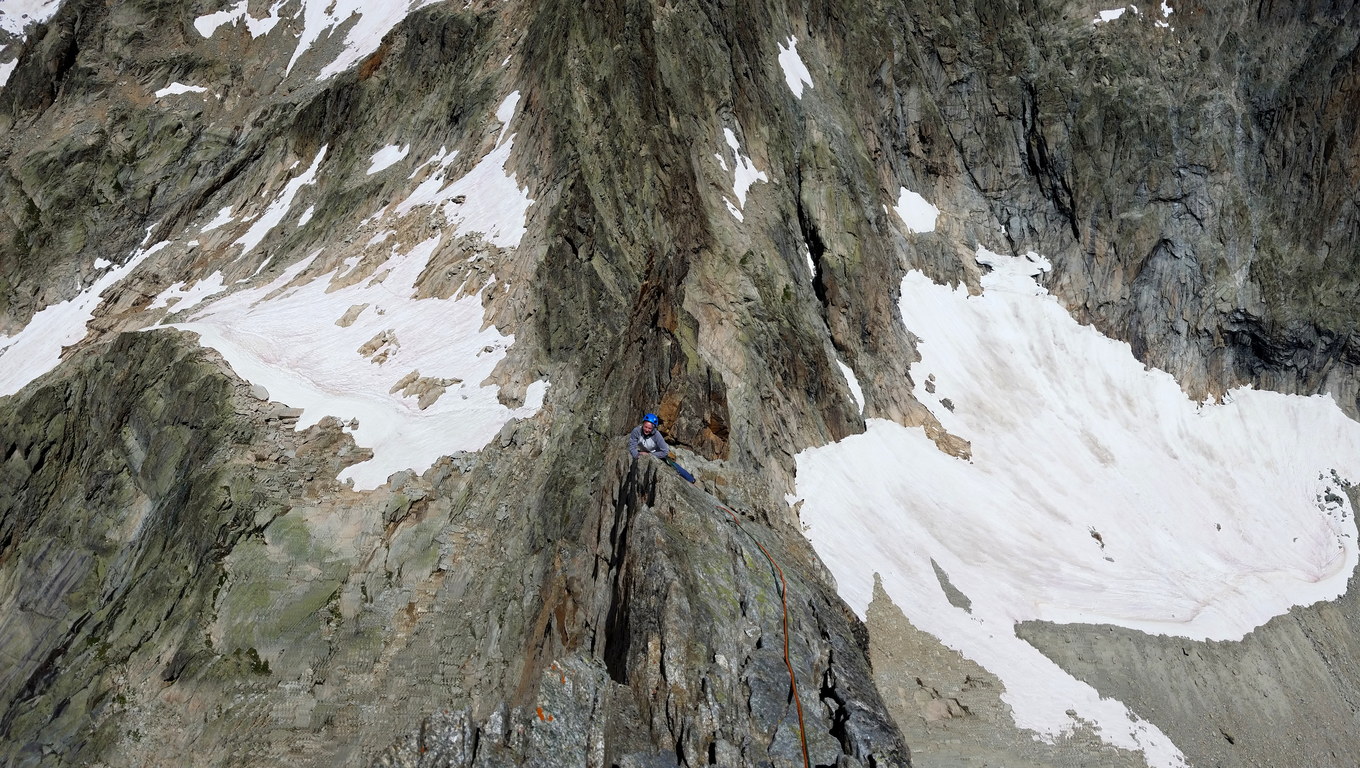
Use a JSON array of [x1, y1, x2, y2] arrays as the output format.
[[1020, 79, 1079, 241], [603, 460, 655, 686], [796, 192, 831, 315]]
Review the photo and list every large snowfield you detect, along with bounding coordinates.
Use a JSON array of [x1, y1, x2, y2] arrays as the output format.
[[794, 246, 1360, 768]]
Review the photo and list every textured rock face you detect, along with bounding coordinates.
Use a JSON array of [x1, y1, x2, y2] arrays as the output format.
[[0, 331, 354, 765], [2, 0, 1360, 767], [1, 337, 907, 767]]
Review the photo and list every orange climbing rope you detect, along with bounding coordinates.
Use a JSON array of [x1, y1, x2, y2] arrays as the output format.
[[716, 503, 811, 768]]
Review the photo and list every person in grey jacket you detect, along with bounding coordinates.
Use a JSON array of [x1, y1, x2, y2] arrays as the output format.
[[628, 412, 697, 483], [628, 413, 670, 459]]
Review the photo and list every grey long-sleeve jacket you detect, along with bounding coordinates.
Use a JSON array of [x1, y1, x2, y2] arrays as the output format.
[[628, 425, 670, 458]]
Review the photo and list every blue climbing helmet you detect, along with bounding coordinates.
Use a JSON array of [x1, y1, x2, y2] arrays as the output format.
[[642, 412, 659, 425]]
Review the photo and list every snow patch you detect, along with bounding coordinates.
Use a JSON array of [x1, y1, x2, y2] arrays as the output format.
[[1094, 7, 1128, 23], [194, 0, 286, 38], [776, 36, 814, 98], [889, 186, 939, 233], [155, 82, 208, 98], [1, 0, 63, 86], [366, 144, 410, 175], [193, 0, 438, 79], [797, 247, 1360, 768], [836, 360, 864, 415], [717, 128, 768, 220], [302, 0, 443, 80], [1157, 0, 1174, 28], [201, 206, 236, 233], [0, 242, 167, 397], [390, 107, 532, 249], [243, 0, 287, 37], [495, 91, 520, 147], [232, 146, 327, 256], [148, 273, 228, 313], [169, 236, 548, 489]]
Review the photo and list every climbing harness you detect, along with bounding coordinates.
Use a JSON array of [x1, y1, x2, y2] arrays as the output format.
[[715, 503, 811, 768]]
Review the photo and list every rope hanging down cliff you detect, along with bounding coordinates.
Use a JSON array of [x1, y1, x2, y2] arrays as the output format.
[[715, 502, 811, 768]]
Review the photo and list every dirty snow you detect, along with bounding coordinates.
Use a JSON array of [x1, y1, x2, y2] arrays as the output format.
[[796, 247, 1360, 768], [776, 36, 814, 98], [889, 186, 939, 233], [0, 242, 167, 397], [169, 236, 548, 489]]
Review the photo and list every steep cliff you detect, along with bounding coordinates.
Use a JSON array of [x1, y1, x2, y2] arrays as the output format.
[[2, 0, 1359, 766]]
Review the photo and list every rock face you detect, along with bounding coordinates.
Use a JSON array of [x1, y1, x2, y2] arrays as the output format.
[[1, 0, 1359, 766], [0, 336, 906, 766], [0, 331, 355, 764]]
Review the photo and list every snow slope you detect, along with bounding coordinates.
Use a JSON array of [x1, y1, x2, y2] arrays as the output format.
[[161, 92, 541, 489], [795, 248, 1360, 768], [170, 236, 546, 490], [0, 86, 543, 491], [0, 0, 63, 86], [193, 0, 441, 81], [0, 0, 61, 38], [0, 242, 167, 396]]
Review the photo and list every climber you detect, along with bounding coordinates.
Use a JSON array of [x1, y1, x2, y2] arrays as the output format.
[[629, 413, 669, 459], [628, 413, 696, 483]]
